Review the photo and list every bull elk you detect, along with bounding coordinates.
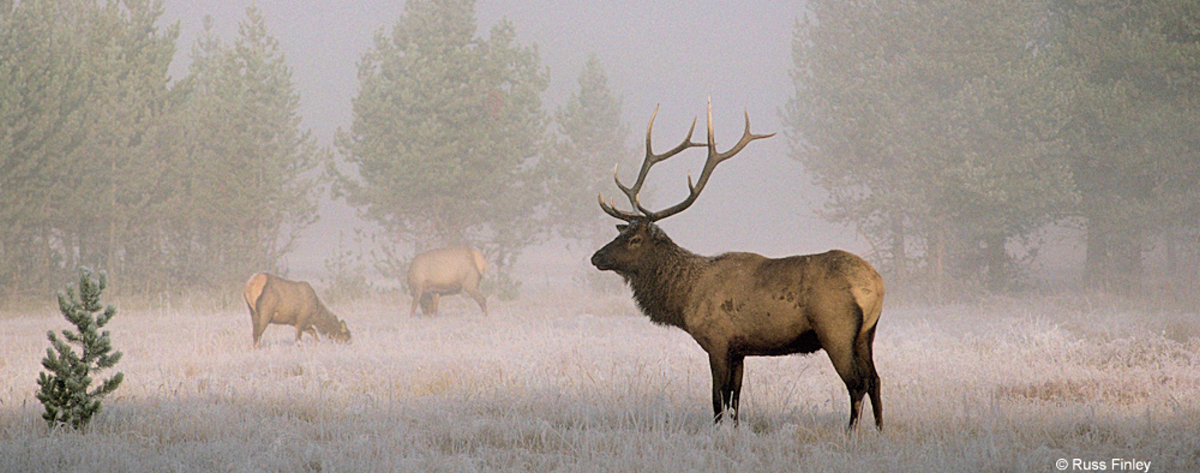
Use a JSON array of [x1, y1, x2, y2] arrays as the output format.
[[243, 273, 351, 348], [407, 246, 488, 316], [591, 100, 885, 430]]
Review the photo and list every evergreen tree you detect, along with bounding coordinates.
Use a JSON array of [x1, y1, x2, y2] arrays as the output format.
[[75, 0, 179, 292], [333, 0, 548, 295], [36, 267, 124, 431], [785, 0, 1076, 294], [542, 54, 630, 247], [1051, 0, 1200, 291], [165, 6, 323, 289], [0, 0, 178, 297], [0, 0, 97, 296]]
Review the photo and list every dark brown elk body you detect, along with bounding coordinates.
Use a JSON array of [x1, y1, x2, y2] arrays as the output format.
[[406, 246, 488, 316], [243, 273, 351, 348], [591, 101, 884, 430]]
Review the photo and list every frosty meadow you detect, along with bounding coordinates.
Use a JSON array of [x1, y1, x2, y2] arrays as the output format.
[[1, 290, 1197, 471]]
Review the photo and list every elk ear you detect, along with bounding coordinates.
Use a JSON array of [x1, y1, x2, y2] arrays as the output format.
[[616, 224, 628, 232]]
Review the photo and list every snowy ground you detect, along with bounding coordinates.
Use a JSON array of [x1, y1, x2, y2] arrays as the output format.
[[1, 289, 1197, 472]]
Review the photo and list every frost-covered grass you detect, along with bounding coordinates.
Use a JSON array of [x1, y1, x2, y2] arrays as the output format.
[[1, 290, 1197, 472]]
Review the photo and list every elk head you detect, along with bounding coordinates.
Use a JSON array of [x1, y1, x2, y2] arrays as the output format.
[[591, 99, 774, 276], [332, 320, 351, 343]]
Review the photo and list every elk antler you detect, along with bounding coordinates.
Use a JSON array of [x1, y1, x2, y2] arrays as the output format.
[[598, 98, 775, 222], [598, 104, 703, 221]]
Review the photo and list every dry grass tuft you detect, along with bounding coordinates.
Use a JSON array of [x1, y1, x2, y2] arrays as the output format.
[[996, 379, 1150, 405]]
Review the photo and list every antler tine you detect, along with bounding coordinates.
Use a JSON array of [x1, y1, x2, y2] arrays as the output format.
[[607, 104, 703, 220], [598, 193, 640, 222], [643, 99, 775, 222], [715, 108, 776, 161], [598, 164, 642, 221]]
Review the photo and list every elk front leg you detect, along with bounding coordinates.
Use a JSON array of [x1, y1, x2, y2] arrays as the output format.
[[708, 351, 742, 424], [420, 292, 440, 315], [728, 355, 745, 424]]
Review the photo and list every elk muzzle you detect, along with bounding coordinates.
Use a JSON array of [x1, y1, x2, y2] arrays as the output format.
[[591, 248, 615, 271]]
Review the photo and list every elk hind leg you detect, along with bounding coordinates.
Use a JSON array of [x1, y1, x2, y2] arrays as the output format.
[[462, 273, 486, 316], [251, 303, 275, 349], [252, 319, 269, 348], [409, 288, 422, 317], [465, 287, 487, 316], [857, 324, 883, 430], [819, 326, 869, 430]]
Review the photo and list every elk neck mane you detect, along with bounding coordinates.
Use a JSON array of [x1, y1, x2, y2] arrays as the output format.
[[311, 301, 343, 335], [624, 238, 709, 330]]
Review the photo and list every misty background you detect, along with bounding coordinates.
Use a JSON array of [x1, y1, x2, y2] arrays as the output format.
[[157, 0, 843, 274], [2, 0, 1197, 305]]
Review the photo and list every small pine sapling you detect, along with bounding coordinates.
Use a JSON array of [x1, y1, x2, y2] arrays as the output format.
[[35, 267, 124, 430]]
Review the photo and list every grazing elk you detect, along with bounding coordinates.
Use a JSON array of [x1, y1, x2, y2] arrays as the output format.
[[591, 100, 885, 430], [407, 246, 488, 316], [243, 273, 351, 348]]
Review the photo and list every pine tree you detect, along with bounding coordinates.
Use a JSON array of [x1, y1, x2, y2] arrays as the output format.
[[786, 0, 1076, 294], [75, 0, 179, 293], [0, 0, 178, 297], [164, 6, 323, 289], [36, 267, 124, 431], [0, 0, 99, 296], [1053, 0, 1200, 291], [542, 54, 630, 247], [333, 0, 548, 295]]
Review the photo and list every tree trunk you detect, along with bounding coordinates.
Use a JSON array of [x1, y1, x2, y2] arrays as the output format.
[[108, 151, 119, 280], [928, 227, 946, 301], [1084, 209, 1111, 290], [1084, 210, 1143, 294], [983, 233, 1008, 292]]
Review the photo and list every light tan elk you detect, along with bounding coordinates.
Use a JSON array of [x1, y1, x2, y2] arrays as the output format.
[[590, 101, 885, 430], [407, 246, 488, 316], [243, 273, 351, 348]]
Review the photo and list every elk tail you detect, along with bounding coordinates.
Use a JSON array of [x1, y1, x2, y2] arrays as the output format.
[[859, 292, 883, 336], [851, 273, 884, 337], [472, 248, 488, 276], [244, 273, 269, 316]]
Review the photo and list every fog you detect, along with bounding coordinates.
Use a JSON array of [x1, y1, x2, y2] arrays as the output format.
[[159, 0, 854, 282], [6, 3, 1198, 469]]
